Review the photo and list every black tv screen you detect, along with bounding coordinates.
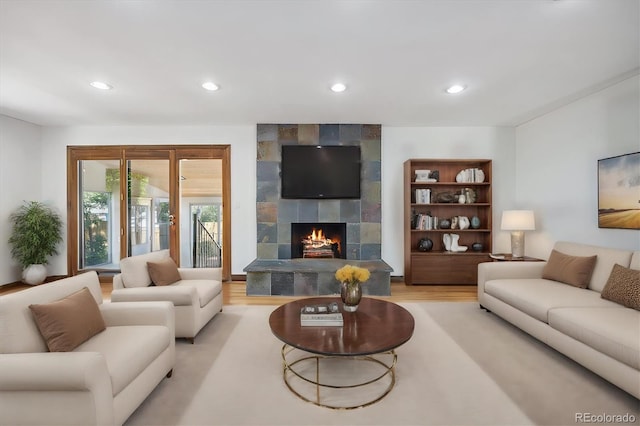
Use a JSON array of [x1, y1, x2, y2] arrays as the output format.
[[281, 145, 361, 199]]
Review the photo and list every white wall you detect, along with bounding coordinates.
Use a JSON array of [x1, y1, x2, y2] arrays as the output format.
[[381, 127, 517, 274], [0, 116, 43, 283], [39, 125, 257, 277], [516, 75, 640, 259]]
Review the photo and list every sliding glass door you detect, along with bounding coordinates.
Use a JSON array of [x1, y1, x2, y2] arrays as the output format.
[[79, 158, 120, 269], [125, 151, 175, 258], [178, 158, 224, 268], [68, 145, 231, 280]]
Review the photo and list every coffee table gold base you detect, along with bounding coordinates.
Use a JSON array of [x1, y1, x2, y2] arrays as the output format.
[[280, 344, 397, 410]]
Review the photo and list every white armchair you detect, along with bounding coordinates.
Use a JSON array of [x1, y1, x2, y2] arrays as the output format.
[[111, 250, 223, 343], [0, 271, 175, 426]]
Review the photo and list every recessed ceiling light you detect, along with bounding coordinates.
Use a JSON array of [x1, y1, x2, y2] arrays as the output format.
[[90, 81, 113, 90], [202, 82, 219, 91], [331, 83, 347, 93], [446, 84, 466, 94]]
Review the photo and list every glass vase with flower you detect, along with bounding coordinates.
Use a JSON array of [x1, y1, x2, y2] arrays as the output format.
[[335, 264, 371, 312]]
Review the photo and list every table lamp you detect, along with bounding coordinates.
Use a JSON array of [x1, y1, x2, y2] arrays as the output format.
[[501, 210, 535, 258]]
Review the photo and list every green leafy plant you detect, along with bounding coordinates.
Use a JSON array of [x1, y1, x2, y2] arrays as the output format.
[[8, 201, 63, 268]]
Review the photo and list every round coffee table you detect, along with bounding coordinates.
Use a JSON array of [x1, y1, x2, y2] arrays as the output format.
[[269, 297, 414, 409]]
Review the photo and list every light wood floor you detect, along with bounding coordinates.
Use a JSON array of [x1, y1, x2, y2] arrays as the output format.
[[0, 280, 478, 304], [223, 282, 478, 305]]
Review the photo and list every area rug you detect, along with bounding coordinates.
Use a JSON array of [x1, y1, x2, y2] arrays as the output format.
[[125, 302, 639, 426]]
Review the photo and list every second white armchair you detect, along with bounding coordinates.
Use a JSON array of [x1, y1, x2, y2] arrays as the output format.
[[111, 250, 223, 343]]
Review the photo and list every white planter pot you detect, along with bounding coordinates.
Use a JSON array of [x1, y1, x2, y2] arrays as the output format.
[[22, 264, 47, 285]]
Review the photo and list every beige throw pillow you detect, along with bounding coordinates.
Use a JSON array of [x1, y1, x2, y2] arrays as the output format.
[[29, 287, 106, 352], [542, 249, 597, 288], [601, 264, 640, 310], [147, 257, 182, 286]]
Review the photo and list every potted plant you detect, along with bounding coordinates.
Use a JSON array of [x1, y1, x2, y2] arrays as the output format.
[[8, 201, 63, 285]]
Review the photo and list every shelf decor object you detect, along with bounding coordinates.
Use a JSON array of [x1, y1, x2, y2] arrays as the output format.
[[501, 210, 535, 258], [404, 159, 492, 285]]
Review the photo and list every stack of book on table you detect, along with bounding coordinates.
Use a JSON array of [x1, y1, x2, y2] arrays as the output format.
[[300, 302, 343, 327]]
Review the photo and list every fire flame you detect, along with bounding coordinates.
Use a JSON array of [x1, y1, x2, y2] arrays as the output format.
[[303, 228, 333, 248], [310, 229, 326, 241]]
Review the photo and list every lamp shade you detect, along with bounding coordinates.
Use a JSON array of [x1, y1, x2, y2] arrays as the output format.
[[501, 210, 535, 231]]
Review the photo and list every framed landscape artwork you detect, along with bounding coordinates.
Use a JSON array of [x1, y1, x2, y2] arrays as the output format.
[[597, 151, 640, 230]]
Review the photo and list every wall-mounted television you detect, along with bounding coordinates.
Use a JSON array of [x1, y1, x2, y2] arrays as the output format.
[[281, 145, 361, 199]]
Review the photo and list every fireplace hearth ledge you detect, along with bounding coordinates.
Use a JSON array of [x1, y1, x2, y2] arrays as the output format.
[[243, 258, 392, 296]]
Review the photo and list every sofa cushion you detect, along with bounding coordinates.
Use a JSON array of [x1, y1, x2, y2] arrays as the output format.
[[485, 278, 620, 323], [147, 258, 182, 286], [29, 287, 106, 352], [110, 286, 196, 306], [630, 251, 640, 270], [0, 272, 102, 354], [553, 242, 633, 292], [175, 279, 222, 308], [120, 250, 170, 288], [75, 325, 171, 396], [548, 307, 640, 370], [600, 264, 640, 310], [542, 249, 596, 289]]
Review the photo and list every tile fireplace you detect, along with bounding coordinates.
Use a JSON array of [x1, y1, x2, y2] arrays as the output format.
[[290, 222, 346, 259], [246, 123, 391, 296]]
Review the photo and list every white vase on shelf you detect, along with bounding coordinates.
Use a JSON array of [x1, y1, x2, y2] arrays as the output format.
[[450, 234, 468, 252], [458, 216, 470, 230], [442, 234, 452, 251]]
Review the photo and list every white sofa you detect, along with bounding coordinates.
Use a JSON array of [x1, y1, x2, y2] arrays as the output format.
[[478, 241, 640, 399], [111, 250, 223, 343], [0, 271, 175, 425]]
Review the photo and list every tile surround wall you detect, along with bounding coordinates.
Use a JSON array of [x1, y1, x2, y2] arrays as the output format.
[[256, 124, 382, 260]]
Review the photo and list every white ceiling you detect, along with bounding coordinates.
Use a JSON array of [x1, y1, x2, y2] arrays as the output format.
[[0, 0, 638, 127]]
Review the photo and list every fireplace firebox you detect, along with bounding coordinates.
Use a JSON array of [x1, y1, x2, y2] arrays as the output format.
[[290, 223, 346, 259]]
